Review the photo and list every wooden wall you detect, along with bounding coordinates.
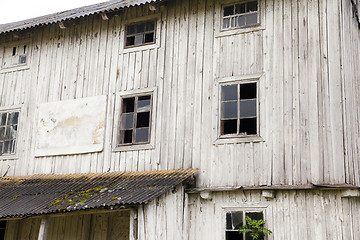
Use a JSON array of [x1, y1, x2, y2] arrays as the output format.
[[5, 211, 130, 240], [0, 0, 358, 187], [187, 190, 360, 240]]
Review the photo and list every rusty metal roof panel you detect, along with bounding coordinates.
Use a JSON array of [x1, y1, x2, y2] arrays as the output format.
[[0, 0, 164, 34], [0, 169, 197, 219]]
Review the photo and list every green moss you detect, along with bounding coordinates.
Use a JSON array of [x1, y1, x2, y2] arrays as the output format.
[[111, 197, 118, 201]]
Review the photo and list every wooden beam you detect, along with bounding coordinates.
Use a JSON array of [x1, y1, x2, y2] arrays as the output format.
[[37, 217, 49, 240]]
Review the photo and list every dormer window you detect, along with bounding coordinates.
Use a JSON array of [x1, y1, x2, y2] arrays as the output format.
[[222, 1, 259, 29]]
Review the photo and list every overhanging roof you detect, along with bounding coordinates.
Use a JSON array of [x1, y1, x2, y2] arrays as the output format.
[[0, 0, 165, 34], [0, 169, 196, 219]]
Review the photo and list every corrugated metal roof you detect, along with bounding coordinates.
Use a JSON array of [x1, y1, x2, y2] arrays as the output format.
[[0, 0, 164, 34], [0, 169, 197, 219]]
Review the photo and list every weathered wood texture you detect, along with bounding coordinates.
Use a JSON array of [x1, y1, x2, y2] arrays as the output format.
[[5, 211, 130, 240], [188, 190, 360, 240], [0, 0, 358, 187]]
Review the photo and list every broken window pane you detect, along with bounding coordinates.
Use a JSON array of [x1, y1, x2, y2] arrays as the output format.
[[144, 33, 154, 43], [239, 118, 257, 135], [240, 100, 256, 118], [126, 36, 135, 46], [123, 98, 135, 113], [136, 112, 150, 128], [221, 119, 237, 135], [240, 83, 256, 99]]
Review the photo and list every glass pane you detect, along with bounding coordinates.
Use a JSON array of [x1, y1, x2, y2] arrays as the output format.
[[246, 13, 258, 25], [247, 1, 258, 12], [144, 33, 154, 43], [126, 36, 135, 46], [240, 100, 256, 118], [135, 35, 144, 45], [231, 211, 243, 229], [246, 212, 263, 221], [8, 112, 19, 124], [235, 3, 246, 14], [145, 22, 155, 31], [5, 126, 17, 139], [237, 16, 246, 27], [137, 96, 151, 112], [222, 85, 238, 101], [226, 231, 243, 240], [221, 119, 237, 135], [120, 130, 132, 144], [223, 18, 230, 29], [0, 127, 5, 139], [122, 97, 135, 113], [224, 5, 234, 17], [226, 212, 233, 230], [0, 113, 7, 125], [3, 141, 11, 153], [127, 25, 135, 35], [136, 112, 150, 128], [240, 83, 256, 99], [135, 128, 149, 143], [0, 142, 3, 153], [230, 17, 235, 28], [120, 113, 134, 130], [136, 23, 145, 33], [221, 101, 238, 119], [240, 118, 257, 135]]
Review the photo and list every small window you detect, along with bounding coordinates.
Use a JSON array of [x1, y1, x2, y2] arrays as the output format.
[[0, 110, 19, 155], [119, 94, 152, 145], [222, 1, 259, 30], [225, 210, 264, 240], [220, 82, 257, 137], [0, 221, 6, 240], [125, 21, 156, 47], [1, 43, 28, 70]]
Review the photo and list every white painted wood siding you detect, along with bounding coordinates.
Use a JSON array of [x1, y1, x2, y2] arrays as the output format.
[[0, 0, 358, 187]]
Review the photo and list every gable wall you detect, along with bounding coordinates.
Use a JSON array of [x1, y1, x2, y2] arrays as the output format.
[[0, 0, 356, 187]]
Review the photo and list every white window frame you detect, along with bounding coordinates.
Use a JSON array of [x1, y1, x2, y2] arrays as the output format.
[[0, 39, 31, 73], [215, 0, 265, 38], [214, 73, 264, 145], [113, 87, 157, 152], [0, 105, 22, 160], [220, 203, 270, 240], [120, 14, 161, 54]]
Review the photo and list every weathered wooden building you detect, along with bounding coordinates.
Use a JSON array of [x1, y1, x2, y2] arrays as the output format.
[[0, 0, 360, 239]]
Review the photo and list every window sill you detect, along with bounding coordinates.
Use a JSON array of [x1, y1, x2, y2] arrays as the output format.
[[214, 136, 264, 145], [0, 154, 18, 161], [113, 143, 154, 152], [0, 65, 30, 74], [215, 24, 264, 38]]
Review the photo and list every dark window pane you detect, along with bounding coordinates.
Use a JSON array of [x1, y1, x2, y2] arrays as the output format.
[[239, 118, 257, 135], [136, 23, 145, 33], [145, 22, 155, 31], [135, 35, 144, 45], [231, 212, 243, 229], [0, 127, 5, 139], [122, 98, 135, 113], [246, 212, 263, 221], [120, 113, 134, 130], [144, 33, 154, 43], [0, 142, 3, 153], [4, 141, 11, 153], [240, 83, 256, 99], [246, 13, 258, 25], [135, 128, 149, 143], [136, 112, 150, 128], [226, 212, 233, 230], [222, 101, 238, 119], [224, 6, 234, 16], [240, 100, 256, 118], [138, 96, 151, 112], [19, 55, 27, 64], [222, 85, 238, 101], [126, 36, 135, 46], [120, 130, 133, 144], [235, 4, 246, 14], [247, 1, 258, 12], [127, 25, 135, 35], [8, 112, 19, 124], [221, 119, 237, 135], [0, 220, 6, 228], [226, 231, 243, 240], [0, 113, 6, 125]]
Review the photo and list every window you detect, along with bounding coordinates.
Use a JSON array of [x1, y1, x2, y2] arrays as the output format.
[[1, 42, 29, 70], [220, 82, 257, 137], [0, 110, 19, 155], [225, 210, 264, 240], [119, 94, 152, 145], [222, 1, 258, 30], [125, 21, 156, 47], [0, 221, 6, 240]]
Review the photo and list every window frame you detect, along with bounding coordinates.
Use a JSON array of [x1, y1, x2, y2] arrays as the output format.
[[222, 1, 260, 30], [0, 105, 22, 160], [124, 20, 157, 48], [215, 0, 265, 38], [214, 74, 264, 145], [0, 39, 31, 73], [120, 14, 161, 53], [113, 88, 156, 152]]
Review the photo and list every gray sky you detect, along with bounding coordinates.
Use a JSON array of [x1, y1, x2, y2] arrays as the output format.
[[0, 0, 107, 24]]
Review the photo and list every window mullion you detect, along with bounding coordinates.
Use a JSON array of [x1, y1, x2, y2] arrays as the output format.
[[133, 97, 139, 144]]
